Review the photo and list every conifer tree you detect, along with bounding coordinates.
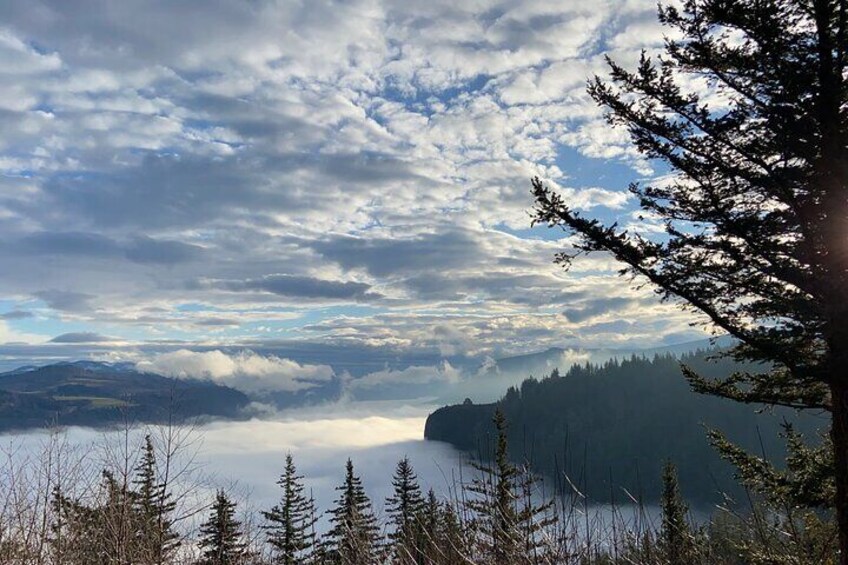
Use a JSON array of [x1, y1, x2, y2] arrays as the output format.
[[133, 434, 180, 564], [437, 499, 469, 565], [52, 439, 182, 565], [466, 409, 558, 564], [262, 453, 318, 565], [413, 491, 469, 565], [465, 409, 520, 564], [323, 459, 381, 565], [659, 462, 694, 565], [515, 465, 557, 563], [50, 469, 142, 564], [50, 484, 104, 564], [97, 469, 140, 563], [423, 488, 440, 526], [531, 0, 848, 559], [197, 490, 248, 565], [385, 456, 425, 563]]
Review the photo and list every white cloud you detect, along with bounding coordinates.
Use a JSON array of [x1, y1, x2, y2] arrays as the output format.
[[351, 361, 462, 390], [137, 349, 335, 393]]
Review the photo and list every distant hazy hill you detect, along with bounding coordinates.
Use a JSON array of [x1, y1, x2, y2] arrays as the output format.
[[449, 336, 737, 403], [426, 350, 822, 506], [0, 361, 249, 432]]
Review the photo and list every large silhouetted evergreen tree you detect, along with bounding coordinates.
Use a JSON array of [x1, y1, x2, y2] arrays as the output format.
[[197, 490, 247, 565], [531, 0, 847, 559], [466, 410, 520, 563], [133, 435, 179, 564], [49, 437, 181, 565], [323, 459, 381, 565], [659, 462, 695, 565], [466, 409, 556, 564], [385, 457, 425, 564], [262, 453, 317, 564]]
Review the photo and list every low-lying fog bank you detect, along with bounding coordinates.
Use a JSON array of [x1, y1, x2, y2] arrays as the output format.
[[1, 399, 665, 539]]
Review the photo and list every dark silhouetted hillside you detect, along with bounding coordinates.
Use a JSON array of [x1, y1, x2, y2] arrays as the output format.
[[425, 351, 823, 505], [0, 361, 249, 431]]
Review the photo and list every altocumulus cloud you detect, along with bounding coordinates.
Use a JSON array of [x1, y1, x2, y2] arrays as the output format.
[[0, 0, 710, 363], [136, 349, 335, 393]]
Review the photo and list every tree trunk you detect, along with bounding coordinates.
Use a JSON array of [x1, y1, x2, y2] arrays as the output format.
[[831, 379, 848, 565]]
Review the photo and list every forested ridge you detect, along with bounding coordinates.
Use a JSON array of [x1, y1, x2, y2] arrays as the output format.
[[425, 351, 824, 504], [0, 362, 249, 431]]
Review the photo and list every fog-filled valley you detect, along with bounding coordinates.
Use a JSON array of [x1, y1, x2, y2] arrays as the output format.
[[1, 401, 461, 519], [1, 400, 667, 550]]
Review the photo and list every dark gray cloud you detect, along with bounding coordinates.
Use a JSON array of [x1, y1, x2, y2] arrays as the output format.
[[403, 272, 586, 305], [216, 274, 381, 301], [13, 232, 202, 265], [580, 319, 637, 334], [311, 230, 483, 278], [25, 150, 424, 233], [34, 290, 95, 312], [0, 310, 33, 320], [18, 232, 121, 257], [34, 155, 278, 230], [193, 317, 241, 327], [124, 236, 204, 264], [49, 332, 115, 343]]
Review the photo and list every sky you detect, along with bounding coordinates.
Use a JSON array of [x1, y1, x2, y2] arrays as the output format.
[[0, 0, 710, 383]]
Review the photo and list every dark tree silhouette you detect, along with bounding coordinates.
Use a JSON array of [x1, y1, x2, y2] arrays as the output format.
[[133, 435, 180, 564], [385, 457, 425, 563], [466, 409, 556, 564], [436, 497, 469, 564], [262, 453, 318, 564], [323, 459, 381, 565], [466, 409, 520, 564], [659, 462, 695, 565], [531, 0, 848, 558], [197, 490, 247, 565]]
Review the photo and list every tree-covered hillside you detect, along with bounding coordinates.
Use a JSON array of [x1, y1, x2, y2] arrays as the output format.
[[425, 351, 824, 505], [0, 361, 249, 431]]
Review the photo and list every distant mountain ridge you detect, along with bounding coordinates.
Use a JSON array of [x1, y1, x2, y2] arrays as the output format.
[[487, 335, 736, 375], [451, 335, 737, 403], [0, 361, 249, 432]]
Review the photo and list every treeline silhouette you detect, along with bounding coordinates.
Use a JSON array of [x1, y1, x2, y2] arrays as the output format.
[[425, 351, 824, 505]]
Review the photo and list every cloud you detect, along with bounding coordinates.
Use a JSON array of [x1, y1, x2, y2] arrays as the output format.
[[0, 309, 32, 320], [34, 290, 95, 312], [562, 297, 637, 323], [1, 403, 474, 532], [192, 317, 241, 327], [14, 231, 202, 265], [137, 349, 335, 393], [49, 332, 115, 343], [351, 361, 462, 390], [0, 0, 704, 370], [311, 230, 484, 278], [0, 320, 49, 345], [18, 231, 120, 257], [124, 236, 205, 264], [214, 274, 381, 301]]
